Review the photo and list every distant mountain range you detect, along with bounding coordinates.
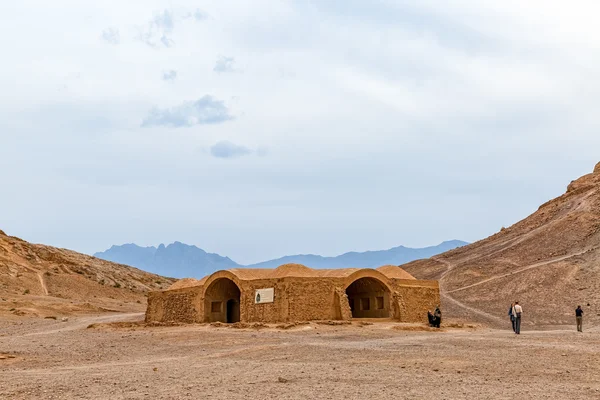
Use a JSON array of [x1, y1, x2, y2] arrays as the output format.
[[93, 240, 468, 279]]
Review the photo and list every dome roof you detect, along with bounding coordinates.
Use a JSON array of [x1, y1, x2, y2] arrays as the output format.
[[167, 263, 416, 291]]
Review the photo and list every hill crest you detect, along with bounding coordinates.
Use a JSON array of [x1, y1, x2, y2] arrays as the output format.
[[0, 230, 175, 318]]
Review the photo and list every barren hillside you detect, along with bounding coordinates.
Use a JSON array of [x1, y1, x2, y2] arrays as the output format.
[[402, 162, 600, 328], [0, 230, 175, 318]]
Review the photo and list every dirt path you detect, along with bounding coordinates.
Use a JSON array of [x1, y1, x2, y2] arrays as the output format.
[[440, 292, 505, 323], [18, 313, 143, 337], [432, 248, 593, 325], [445, 250, 589, 294], [37, 272, 48, 296]]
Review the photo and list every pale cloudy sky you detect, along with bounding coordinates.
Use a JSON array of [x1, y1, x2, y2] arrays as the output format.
[[1, 1, 599, 264]]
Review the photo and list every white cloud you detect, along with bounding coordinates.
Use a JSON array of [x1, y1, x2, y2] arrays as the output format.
[[138, 9, 175, 48], [213, 56, 236, 73], [162, 70, 177, 82], [141, 96, 234, 128], [210, 141, 252, 158], [101, 28, 120, 45]]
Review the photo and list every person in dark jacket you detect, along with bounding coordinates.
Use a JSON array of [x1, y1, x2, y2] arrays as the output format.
[[509, 303, 516, 332], [433, 306, 442, 328], [576, 306, 583, 332]]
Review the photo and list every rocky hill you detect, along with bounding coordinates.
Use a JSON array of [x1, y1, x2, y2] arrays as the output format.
[[0, 230, 175, 318], [402, 162, 600, 328]]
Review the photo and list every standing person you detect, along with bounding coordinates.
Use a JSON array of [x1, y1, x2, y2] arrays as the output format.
[[509, 303, 516, 332], [427, 310, 435, 327], [512, 301, 523, 334], [576, 306, 584, 332], [433, 306, 442, 328]]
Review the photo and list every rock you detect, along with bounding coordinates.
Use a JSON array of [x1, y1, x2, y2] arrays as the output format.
[[278, 377, 288, 383], [594, 162, 600, 174], [61, 317, 69, 322]]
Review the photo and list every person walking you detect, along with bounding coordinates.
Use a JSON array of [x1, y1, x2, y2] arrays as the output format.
[[576, 306, 584, 332], [508, 303, 516, 332], [512, 301, 522, 334]]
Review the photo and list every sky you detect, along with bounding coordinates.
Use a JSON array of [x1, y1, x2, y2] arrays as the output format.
[[1, 1, 600, 264]]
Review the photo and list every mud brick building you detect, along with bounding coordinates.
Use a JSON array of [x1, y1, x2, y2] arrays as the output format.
[[145, 264, 439, 324]]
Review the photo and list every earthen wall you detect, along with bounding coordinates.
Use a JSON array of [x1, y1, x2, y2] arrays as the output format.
[[145, 274, 440, 324], [145, 286, 203, 323]]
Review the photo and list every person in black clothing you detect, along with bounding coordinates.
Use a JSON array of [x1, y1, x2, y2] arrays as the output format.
[[433, 306, 442, 328], [508, 303, 516, 332], [427, 310, 435, 327], [576, 306, 583, 332]]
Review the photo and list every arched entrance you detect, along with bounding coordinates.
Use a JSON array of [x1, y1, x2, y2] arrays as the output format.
[[345, 277, 390, 318], [204, 278, 241, 323]]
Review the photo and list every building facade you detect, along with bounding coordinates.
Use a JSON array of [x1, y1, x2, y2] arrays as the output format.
[[145, 264, 440, 324]]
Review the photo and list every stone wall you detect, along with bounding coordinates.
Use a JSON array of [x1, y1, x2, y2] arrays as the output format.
[[146, 286, 203, 323], [145, 275, 440, 324], [237, 278, 345, 322], [391, 280, 440, 323], [285, 278, 341, 321]]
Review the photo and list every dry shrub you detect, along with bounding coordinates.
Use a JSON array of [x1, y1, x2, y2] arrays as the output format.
[[87, 321, 182, 330], [445, 322, 480, 329], [276, 321, 310, 330], [230, 322, 267, 330], [316, 320, 351, 326], [393, 325, 446, 332]]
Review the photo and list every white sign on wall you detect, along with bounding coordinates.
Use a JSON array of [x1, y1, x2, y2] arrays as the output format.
[[255, 288, 274, 304]]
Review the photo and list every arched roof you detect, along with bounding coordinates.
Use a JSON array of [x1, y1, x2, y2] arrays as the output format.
[[376, 265, 416, 280], [167, 263, 415, 290]]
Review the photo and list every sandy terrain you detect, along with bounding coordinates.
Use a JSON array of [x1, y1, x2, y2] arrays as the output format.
[[0, 229, 175, 320], [1, 314, 599, 400]]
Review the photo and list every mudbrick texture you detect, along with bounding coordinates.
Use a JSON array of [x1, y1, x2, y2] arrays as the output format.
[[145, 264, 439, 324]]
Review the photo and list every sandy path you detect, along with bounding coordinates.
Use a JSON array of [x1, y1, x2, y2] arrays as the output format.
[[15, 313, 144, 337], [445, 250, 588, 294], [36, 272, 48, 296]]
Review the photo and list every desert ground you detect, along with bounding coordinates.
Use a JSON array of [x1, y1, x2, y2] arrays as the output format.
[[1, 314, 599, 400]]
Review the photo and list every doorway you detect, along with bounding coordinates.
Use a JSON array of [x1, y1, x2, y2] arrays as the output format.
[[204, 278, 241, 323], [345, 277, 390, 318], [226, 299, 240, 323]]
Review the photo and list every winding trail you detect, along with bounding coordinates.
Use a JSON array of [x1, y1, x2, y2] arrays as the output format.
[[20, 313, 144, 337], [37, 272, 48, 296], [445, 250, 588, 294], [440, 292, 504, 323], [435, 247, 593, 324]]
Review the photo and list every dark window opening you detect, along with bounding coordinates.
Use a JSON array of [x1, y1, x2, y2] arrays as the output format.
[[211, 301, 222, 313]]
